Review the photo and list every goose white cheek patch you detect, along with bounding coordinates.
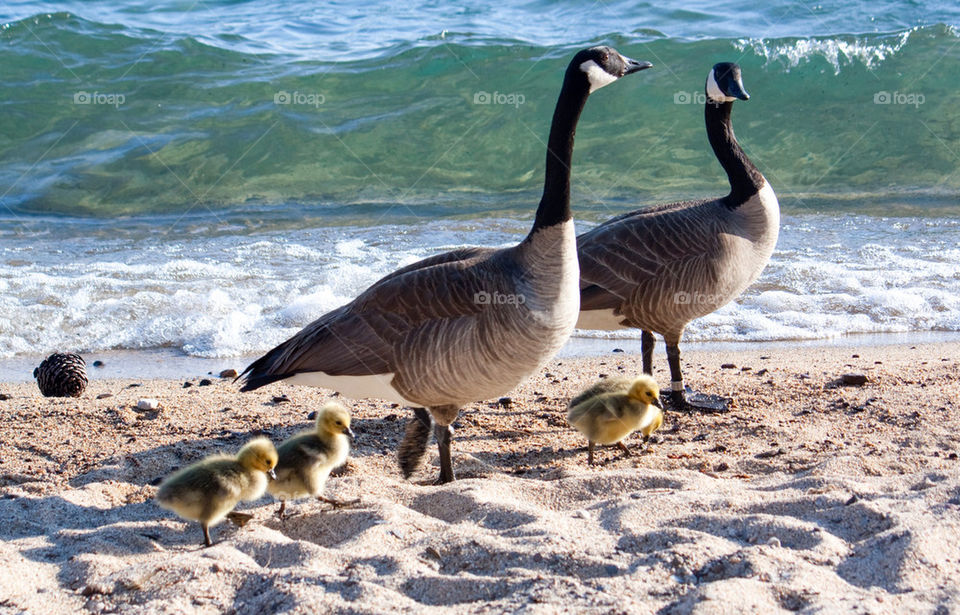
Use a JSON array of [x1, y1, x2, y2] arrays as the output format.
[[706, 69, 736, 103], [581, 59, 618, 92]]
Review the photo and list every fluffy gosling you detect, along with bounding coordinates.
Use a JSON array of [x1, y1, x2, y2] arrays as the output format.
[[268, 401, 358, 518], [155, 436, 278, 547], [567, 375, 664, 464]]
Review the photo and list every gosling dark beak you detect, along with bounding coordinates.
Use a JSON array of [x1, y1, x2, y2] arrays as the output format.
[[623, 57, 654, 75], [345, 427, 355, 440], [653, 397, 664, 410], [267, 468, 277, 480]]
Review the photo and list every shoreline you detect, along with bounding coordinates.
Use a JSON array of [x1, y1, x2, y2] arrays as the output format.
[[1, 341, 958, 612], [2, 330, 958, 383]]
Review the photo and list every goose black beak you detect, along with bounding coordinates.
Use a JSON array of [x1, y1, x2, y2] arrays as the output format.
[[729, 79, 750, 101], [653, 397, 664, 410], [623, 57, 654, 75], [345, 427, 356, 440], [267, 468, 277, 480]]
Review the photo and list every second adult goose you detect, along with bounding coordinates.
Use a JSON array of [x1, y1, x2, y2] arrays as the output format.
[[576, 63, 779, 412], [240, 47, 652, 483]]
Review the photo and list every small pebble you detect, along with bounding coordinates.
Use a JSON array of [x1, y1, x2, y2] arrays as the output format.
[[852, 354, 860, 358], [182, 381, 193, 388], [767, 536, 781, 548], [137, 398, 160, 411], [219, 368, 238, 379], [715, 462, 729, 472], [721, 363, 737, 369], [741, 366, 752, 372], [841, 373, 868, 386], [92, 360, 105, 368], [96, 393, 113, 399], [612, 348, 624, 353], [307, 411, 317, 420], [198, 379, 213, 386], [755, 368, 768, 376], [497, 397, 512, 408], [0, 393, 10, 401], [272, 395, 291, 404], [949, 452, 958, 460]]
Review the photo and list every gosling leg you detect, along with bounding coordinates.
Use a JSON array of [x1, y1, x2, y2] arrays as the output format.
[[276, 500, 287, 520], [587, 441, 596, 465], [201, 523, 213, 548], [617, 441, 632, 456]]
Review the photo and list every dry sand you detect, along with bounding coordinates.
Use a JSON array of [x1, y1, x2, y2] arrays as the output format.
[[1, 342, 958, 614]]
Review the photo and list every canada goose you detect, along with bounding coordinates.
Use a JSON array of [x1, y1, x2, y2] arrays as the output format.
[[268, 401, 358, 518], [576, 62, 779, 412], [239, 46, 652, 483], [567, 375, 664, 464], [155, 436, 278, 547]]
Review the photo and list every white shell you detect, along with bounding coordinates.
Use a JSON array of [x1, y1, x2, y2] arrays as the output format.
[[137, 398, 160, 410]]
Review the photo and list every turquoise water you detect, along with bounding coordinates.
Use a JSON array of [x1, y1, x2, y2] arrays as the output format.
[[1, 1, 959, 364]]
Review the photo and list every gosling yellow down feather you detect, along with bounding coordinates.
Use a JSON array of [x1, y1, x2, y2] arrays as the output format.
[[267, 401, 357, 518], [155, 436, 278, 547], [567, 375, 664, 464]]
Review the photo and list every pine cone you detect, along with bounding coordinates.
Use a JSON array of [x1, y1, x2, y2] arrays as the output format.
[[34, 353, 88, 398]]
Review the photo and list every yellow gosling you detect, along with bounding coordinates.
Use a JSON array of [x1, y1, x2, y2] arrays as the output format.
[[268, 401, 358, 518], [155, 436, 278, 547], [567, 375, 664, 464]]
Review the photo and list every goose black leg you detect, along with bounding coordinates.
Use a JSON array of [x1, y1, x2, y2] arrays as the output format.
[[434, 423, 455, 484], [665, 342, 729, 412], [398, 407, 433, 478], [641, 330, 655, 375]]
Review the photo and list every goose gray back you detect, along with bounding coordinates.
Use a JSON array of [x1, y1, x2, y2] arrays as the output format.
[[240, 46, 652, 483], [577, 62, 778, 412]]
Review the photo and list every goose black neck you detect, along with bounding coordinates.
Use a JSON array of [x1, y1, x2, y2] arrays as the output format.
[[705, 100, 764, 207], [531, 79, 590, 232]]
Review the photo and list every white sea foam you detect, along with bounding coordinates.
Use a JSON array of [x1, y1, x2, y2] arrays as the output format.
[[734, 31, 912, 73], [1, 215, 958, 360]]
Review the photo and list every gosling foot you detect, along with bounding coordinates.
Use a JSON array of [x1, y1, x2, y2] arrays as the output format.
[[318, 496, 361, 510]]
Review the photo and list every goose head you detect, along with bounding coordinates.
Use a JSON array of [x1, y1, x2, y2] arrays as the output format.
[[317, 401, 355, 440], [627, 375, 663, 409], [706, 62, 749, 103], [238, 436, 279, 479], [571, 46, 653, 93]]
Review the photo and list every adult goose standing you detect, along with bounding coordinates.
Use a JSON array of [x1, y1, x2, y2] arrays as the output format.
[[239, 47, 652, 483], [576, 62, 779, 412]]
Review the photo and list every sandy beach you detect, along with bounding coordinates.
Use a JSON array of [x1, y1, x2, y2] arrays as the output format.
[[1, 341, 958, 613]]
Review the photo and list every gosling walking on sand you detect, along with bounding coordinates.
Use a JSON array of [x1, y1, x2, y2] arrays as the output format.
[[567, 375, 664, 464], [268, 401, 358, 519], [155, 437, 278, 547]]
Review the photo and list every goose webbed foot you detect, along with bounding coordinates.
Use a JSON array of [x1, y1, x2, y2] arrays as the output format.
[[668, 386, 729, 413], [398, 408, 433, 479]]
